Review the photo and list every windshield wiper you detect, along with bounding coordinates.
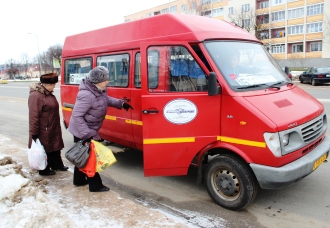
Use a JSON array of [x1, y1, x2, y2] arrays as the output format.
[[237, 84, 266, 89], [267, 81, 284, 90]]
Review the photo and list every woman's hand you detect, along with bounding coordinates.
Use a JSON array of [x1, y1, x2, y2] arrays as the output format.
[[122, 102, 133, 111]]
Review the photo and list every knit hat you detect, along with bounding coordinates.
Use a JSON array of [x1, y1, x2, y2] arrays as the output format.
[[40, 73, 58, 84], [87, 66, 109, 84]]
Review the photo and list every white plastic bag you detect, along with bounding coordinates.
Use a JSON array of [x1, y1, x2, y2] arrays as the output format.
[[28, 139, 47, 170]]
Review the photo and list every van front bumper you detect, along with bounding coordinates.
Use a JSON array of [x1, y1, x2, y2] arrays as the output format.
[[250, 135, 330, 189]]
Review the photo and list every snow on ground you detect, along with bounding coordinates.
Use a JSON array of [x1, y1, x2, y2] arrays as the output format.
[[0, 135, 193, 228]]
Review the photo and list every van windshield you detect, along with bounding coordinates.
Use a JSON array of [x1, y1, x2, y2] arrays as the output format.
[[204, 41, 290, 91]]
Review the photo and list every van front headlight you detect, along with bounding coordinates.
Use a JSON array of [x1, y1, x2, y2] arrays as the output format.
[[282, 134, 289, 147], [264, 132, 281, 157]]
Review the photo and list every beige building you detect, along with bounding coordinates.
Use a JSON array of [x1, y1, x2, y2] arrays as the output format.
[[124, 0, 330, 67]]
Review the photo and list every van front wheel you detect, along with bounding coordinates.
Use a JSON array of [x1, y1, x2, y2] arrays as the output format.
[[204, 155, 258, 211]]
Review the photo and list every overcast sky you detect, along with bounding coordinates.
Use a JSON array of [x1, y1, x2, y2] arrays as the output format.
[[0, 0, 170, 64]]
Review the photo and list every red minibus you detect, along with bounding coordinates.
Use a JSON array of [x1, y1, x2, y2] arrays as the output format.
[[61, 14, 329, 210]]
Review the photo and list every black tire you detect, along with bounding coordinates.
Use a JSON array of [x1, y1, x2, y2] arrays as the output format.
[[204, 155, 258, 211], [311, 79, 316, 86]]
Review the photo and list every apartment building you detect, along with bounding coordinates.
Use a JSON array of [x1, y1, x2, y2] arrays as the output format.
[[124, 0, 330, 67]]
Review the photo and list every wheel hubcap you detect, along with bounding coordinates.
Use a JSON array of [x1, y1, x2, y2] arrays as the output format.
[[217, 173, 236, 195], [213, 169, 240, 200]]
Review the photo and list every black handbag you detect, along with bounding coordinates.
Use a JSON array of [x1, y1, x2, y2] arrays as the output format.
[[65, 140, 90, 168]]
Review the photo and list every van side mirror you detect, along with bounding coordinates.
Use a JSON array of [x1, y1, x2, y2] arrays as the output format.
[[208, 72, 221, 96]]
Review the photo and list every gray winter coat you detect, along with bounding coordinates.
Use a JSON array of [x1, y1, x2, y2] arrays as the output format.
[[68, 78, 123, 140], [28, 83, 64, 153]]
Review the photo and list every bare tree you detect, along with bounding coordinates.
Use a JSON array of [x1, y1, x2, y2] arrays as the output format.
[[288, 53, 301, 68], [186, 0, 208, 16], [29, 55, 39, 65], [228, 8, 253, 32], [229, 7, 269, 34], [3, 43, 63, 77], [228, 7, 275, 54], [37, 44, 63, 75], [297, 57, 306, 68], [47, 44, 63, 68], [40, 53, 51, 73], [254, 11, 270, 39], [20, 53, 30, 77], [5, 59, 19, 79]]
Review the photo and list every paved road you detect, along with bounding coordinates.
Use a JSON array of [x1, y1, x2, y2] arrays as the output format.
[[0, 81, 329, 228]]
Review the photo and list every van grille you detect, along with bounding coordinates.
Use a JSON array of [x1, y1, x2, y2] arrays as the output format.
[[280, 113, 326, 156], [301, 118, 323, 143]]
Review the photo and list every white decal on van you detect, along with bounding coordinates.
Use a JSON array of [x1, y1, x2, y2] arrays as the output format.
[[70, 73, 88, 84], [163, 99, 198, 124], [236, 74, 277, 85]]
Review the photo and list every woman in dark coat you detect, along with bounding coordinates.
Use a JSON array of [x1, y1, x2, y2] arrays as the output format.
[[68, 66, 133, 192], [28, 73, 68, 176]]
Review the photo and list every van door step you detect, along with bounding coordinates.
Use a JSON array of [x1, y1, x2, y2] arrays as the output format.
[[104, 141, 127, 153]]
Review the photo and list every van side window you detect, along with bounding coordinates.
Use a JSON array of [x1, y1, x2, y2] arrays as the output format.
[[134, 53, 141, 88], [148, 50, 159, 89], [147, 46, 207, 92], [64, 58, 92, 84], [97, 53, 129, 87]]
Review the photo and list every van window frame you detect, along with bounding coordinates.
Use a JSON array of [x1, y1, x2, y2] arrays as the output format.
[[97, 53, 130, 88], [134, 52, 141, 88], [147, 49, 160, 90], [64, 57, 93, 85], [147, 45, 207, 93]]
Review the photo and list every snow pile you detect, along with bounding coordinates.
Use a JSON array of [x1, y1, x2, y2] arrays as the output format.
[[0, 154, 76, 227]]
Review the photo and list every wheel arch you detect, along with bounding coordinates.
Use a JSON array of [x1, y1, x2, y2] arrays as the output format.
[[195, 142, 256, 185]]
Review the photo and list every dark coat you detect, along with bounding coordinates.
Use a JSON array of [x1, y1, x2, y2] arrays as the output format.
[[68, 78, 123, 140], [28, 83, 64, 153]]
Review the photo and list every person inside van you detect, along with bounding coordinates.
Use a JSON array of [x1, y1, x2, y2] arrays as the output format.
[[222, 50, 243, 80], [220, 49, 260, 86], [68, 66, 133, 192]]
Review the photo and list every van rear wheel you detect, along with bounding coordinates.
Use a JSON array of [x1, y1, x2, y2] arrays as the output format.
[[204, 155, 258, 211]]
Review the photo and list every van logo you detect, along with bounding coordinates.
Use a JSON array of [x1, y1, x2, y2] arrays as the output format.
[[163, 99, 198, 124], [288, 122, 298, 128]]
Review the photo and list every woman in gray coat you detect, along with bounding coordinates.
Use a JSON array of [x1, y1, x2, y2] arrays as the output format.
[[68, 66, 133, 192]]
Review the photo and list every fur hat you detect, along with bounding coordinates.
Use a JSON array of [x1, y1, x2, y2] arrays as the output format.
[[88, 66, 109, 84], [40, 73, 58, 84]]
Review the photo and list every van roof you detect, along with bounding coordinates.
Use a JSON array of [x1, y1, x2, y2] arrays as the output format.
[[62, 14, 259, 57]]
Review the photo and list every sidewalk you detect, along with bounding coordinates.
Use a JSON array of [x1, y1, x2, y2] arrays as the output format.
[[0, 134, 190, 228]]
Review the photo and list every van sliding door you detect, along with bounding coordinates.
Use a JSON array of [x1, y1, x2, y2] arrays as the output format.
[[97, 52, 134, 146]]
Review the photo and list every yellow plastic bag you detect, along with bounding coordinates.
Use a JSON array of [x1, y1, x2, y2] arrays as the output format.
[[92, 140, 117, 173]]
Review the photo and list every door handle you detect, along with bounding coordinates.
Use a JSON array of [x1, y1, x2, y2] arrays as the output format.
[[142, 109, 159, 114]]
